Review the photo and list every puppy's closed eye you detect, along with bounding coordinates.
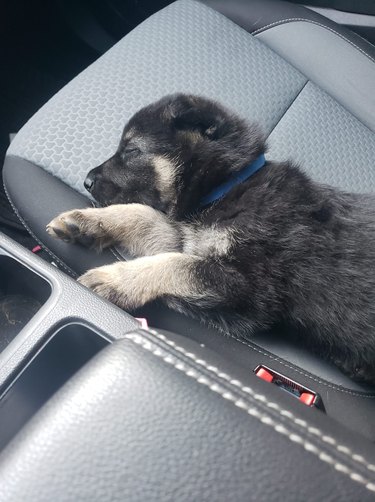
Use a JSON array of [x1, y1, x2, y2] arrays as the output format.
[[121, 147, 141, 160], [125, 147, 141, 155]]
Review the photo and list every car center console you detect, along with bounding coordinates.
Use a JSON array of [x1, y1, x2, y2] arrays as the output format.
[[1, 230, 375, 500], [0, 231, 139, 452]]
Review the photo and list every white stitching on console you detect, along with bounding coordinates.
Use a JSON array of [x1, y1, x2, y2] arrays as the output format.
[[141, 329, 375, 474], [125, 332, 375, 493], [251, 18, 375, 65]]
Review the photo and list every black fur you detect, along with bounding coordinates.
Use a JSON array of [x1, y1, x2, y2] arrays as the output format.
[[85, 94, 375, 383]]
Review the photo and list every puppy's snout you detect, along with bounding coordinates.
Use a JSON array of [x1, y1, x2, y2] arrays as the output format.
[[84, 172, 96, 192]]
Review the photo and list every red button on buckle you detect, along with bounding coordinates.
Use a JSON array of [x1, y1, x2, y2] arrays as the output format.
[[253, 365, 322, 410], [255, 367, 274, 383], [299, 392, 315, 406]]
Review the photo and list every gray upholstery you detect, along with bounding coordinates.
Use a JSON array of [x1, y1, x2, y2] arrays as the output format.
[[4, 0, 375, 386], [2, 2, 375, 498], [267, 82, 375, 192], [7, 0, 307, 197], [7, 0, 375, 199], [1, 331, 375, 501], [4, 0, 375, 377], [256, 20, 375, 133], [204, 0, 375, 63]]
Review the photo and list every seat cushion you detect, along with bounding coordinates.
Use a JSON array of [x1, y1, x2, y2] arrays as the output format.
[[4, 0, 375, 318], [3, 0, 375, 436], [4, 0, 375, 304], [7, 0, 308, 198], [5, 0, 375, 248]]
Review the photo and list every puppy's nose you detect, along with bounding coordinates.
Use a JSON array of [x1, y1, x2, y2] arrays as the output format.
[[84, 173, 95, 192]]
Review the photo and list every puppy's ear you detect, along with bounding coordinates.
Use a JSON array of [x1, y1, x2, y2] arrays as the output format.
[[174, 109, 225, 140], [167, 95, 226, 140]]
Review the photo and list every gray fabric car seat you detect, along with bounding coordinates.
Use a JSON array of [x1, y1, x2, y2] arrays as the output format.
[[4, 0, 375, 275], [4, 0, 375, 272], [3, 0, 375, 437]]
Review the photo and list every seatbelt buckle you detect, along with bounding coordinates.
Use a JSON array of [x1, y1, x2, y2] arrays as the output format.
[[254, 364, 324, 409]]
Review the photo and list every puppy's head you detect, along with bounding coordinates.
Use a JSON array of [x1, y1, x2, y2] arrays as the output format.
[[85, 94, 266, 217]]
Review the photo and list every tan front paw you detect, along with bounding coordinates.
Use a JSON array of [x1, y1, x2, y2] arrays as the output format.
[[47, 210, 81, 242], [46, 209, 108, 248], [78, 264, 135, 309]]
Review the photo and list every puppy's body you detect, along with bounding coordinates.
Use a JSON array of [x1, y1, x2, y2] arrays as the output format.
[[47, 94, 375, 383]]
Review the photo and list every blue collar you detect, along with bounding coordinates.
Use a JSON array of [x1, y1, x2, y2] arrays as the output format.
[[199, 154, 266, 208]]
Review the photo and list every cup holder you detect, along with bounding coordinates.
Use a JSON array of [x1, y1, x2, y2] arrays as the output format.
[[0, 323, 109, 451], [0, 255, 51, 352]]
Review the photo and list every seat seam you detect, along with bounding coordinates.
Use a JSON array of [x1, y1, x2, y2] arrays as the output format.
[[133, 330, 375, 474], [125, 331, 375, 491], [267, 80, 309, 138], [2, 180, 78, 278], [225, 332, 375, 398], [254, 19, 375, 159], [4, 156, 121, 270], [109, 247, 123, 262], [252, 18, 375, 66]]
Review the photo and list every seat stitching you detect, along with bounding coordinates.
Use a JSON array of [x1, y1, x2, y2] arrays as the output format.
[[109, 247, 122, 262], [125, 332, 375, 492], [2, 181, 77, 278], [138, 329, 375, 473], [252, 18, 375, 66], [226, 332, 375, 398], [4, 162, 120, 271]]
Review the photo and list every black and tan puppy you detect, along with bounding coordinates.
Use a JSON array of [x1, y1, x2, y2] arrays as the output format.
[[47, 94, 375, 383]]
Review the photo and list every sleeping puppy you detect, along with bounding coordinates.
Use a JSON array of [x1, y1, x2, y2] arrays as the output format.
[[47, 94, 375, 384]]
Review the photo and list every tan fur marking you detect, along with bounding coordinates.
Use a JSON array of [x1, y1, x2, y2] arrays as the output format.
[[183, 226, 235, 257], [79, 253, 204, 310], [182, 130, 202, 143], [124, 128, 136, 140], [153, 155, 177, 203]]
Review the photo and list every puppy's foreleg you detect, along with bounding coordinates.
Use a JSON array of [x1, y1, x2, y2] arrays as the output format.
[[46, 204, 181, 256], [78, 252, 243, 313]]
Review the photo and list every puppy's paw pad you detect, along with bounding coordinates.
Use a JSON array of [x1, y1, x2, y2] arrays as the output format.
[[47, 215, 76, 242], [46, 210, 96, 244]]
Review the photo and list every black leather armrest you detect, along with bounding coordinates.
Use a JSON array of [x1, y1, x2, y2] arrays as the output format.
[[1, 328, 375, 501]]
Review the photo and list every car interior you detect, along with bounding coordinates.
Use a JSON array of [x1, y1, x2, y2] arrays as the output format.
[[1, 0, 375, 499]]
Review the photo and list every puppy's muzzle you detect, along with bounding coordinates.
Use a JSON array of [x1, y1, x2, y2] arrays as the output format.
[[84, 172, 95, 192]]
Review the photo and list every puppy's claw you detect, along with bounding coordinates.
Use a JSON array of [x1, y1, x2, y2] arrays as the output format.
[[47, 211, 96, 246], [46, 217, 75, 242], [47, 209, 112, 251], [78, 269, 107, 290]]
